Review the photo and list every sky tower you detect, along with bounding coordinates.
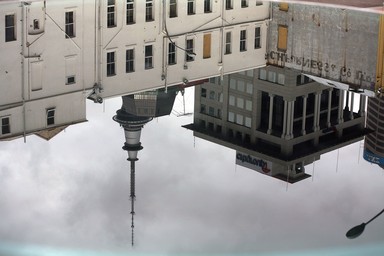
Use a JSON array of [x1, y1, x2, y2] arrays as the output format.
[[112, 87, 178, 246], [113, 96, 153, 247]]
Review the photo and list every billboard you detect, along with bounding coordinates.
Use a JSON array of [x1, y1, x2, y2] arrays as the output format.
[[236, 152, 272, 175], [363, 149, 384, 165]]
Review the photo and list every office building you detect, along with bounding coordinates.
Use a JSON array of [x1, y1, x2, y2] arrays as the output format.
[[184, 67, 368, 183]]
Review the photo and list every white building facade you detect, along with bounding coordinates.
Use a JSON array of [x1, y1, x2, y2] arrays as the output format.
[[0, 0, 270, 140]]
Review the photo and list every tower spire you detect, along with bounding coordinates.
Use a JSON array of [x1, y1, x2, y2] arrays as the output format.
[[113, 96, 152, 247]]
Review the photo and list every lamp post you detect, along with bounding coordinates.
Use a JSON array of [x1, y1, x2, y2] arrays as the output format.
[[346, 208, 384, 239]]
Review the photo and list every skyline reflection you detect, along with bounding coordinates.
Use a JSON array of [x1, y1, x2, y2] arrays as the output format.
[[1, 0, 384, 255]]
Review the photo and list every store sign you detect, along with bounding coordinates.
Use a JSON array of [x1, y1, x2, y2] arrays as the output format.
[[363, 150, 384, 165], [236, 152, 272, 175]]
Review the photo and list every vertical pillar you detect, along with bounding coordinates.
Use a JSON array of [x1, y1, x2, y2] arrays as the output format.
[[267, 94, 274, 134], [350, 92, 354, 120], [290, 101, 295, 139], [327, 89, 333, 127], [285, 101, 292, 139], [302, 95, 307, 135], [338, 90, 344, 124], [359, 95, 366, 116], [313, 92, 321, 131], [345, 91, 350, 111], [281, 99, 288, 138]]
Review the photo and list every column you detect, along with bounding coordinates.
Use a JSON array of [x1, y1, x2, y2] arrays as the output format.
[[285, 101, 292, 139], [359, 95, 366, 116], [338, 90, 344, 124], [313, 92, 321, 131], [267, 94, 274, 135], [289, 101, 295, 139], [350, 92, 354, 120], [301, 95, 307, 135], [281, 99, 288, 138], [327, 89, 333, 127], [344, 91, 350, 111]]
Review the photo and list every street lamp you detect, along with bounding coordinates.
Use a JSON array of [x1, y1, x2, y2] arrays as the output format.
[[346, 208, 384, 239]]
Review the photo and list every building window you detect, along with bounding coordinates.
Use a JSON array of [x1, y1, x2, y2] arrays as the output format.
[[256, 1, 263, 6], [245, 117, 251, 128], [225, 31, 231, 54], [229, 95, 235, 106], [65, 11, 75, 38], [246, 83, 253, 94], [241, 0, 248, 8], [107, 0, 116, 27], [237, 97, 244, 109], [107, 51, 116, 76], [204, 0, 212, 13], [225, 0, 233, 10], [168, 42, 176, 65], [1, 117, 10, 135], [126, 49, 134, 73], [254, 27, 261, 49], [126, 0, 135, 24], [259, 69, 267, 80], [146, 0, 154, 21], [209, 91, 215, 100], [145, 45, 153, 69], [187, 0, 195, 15], [279, 3, 289, 11], [228, 112, 235, 122], [201, 88, 207, 97], [170, 0, 177, 18], [246, 100, 252, 111], [200, 104, 206, 114], [240, 30, 247, 52], [186, 39, 194, 62], [5, 14, 16, 42], [46, 109, 55, 126], [268, 71, 276, 83], [278, 74, 285, 85], [33, 19, 40, 30], [203, 33, 211, 59], [278, 25, 288, 51], [209, 107, 215, 116], [66, 76, 76, 85]]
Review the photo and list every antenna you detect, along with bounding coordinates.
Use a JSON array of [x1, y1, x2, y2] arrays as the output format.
[[130, 160, 136, 247]]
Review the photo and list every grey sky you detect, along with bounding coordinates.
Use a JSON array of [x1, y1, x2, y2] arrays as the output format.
[[1, 88, 384, 255]]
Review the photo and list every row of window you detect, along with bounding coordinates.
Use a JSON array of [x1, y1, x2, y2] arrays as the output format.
[[108, 0, 264, 26], [5, 12, 75, 42], [229, 95, 252, 111], [106, 46, 154, 76], [228, 111, 252, 128], [225, 27, 261, 53], [259, 69, 285, 85], [201, 88, 223, 102], [229, 78, 253, 94], [200, 104, 222, 119], [0, 109, 55, 136]]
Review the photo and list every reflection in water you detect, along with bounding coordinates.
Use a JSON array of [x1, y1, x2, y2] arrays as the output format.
[[1, 0, 384, 255], [184, 68, 369, 183], [113, 88, 178, 246]]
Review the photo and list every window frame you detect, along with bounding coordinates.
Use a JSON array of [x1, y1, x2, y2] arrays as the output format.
[[106, 51, 116, 76], [204, 0, 212, 13], [126, 0, 135, 24], [145, 45, 154, 69], [65, 11, 75, 38], [225, 31, 231, 54], [146, 0, 154, 22], [186, 39, 194, 62], [1, 116, 11, 135], [5, 14, 16, 42], [46, 109, 55, 126], [107, 0, 116, 28], [240, 29, 247, 52], [225, 0, 233, 10], [187, 0, 195, 15], [126, 48, 135, 73], [168, 42, 177, 65], [254, 27, 261, 49], [241, 0, 248, 8], [169, 0, 177, 18]]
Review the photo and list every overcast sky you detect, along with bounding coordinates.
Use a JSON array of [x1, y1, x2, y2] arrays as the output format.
[[1, 88, 384, 256]]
